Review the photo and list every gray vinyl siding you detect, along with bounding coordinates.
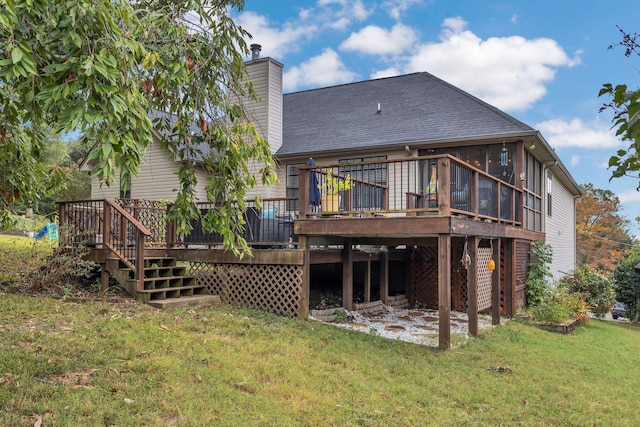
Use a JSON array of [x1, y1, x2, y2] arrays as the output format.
[[544, 169, 576, 281]]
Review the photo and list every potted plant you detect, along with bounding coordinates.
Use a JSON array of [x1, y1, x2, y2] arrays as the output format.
[[318, 168, 353, 212]]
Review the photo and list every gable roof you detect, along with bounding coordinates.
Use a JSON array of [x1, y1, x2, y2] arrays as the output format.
[[278, 72, 535, 157]]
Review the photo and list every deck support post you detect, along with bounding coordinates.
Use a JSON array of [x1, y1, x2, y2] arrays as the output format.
[[364, 260, 371, 303], [380, 248, 389, 305], [492, 238, 501, 325], [135, 230, 145, 296], [343, 239, 354, 310], [101, 265, 110, 293], [467, 236, 479, 337], [438, 234, 451, 350], [298, 235, 311, 318]]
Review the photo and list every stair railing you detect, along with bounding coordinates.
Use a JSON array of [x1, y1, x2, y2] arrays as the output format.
[[103, 199, 152, 295]]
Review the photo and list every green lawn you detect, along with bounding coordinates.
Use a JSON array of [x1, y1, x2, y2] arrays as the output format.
[[1, 293, 639, 426]]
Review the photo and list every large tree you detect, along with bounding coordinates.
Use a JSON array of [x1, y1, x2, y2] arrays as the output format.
[[0, 0, 276, 254], [599, 27, 640, 187], [576, 183, 634, 272]]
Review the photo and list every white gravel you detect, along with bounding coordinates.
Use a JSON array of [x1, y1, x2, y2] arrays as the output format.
[[313, 306, 494, 347]]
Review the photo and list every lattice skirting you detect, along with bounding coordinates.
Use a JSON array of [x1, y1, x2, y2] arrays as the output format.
[[410, 246, 438, 309], [188, 262, 303, 317], [476, 247, 493, 311]]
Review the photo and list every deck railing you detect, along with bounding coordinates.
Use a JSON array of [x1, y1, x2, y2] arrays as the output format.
[[180, 198, 298, 247], [298, 155, 522, 225], [58, 199, 151, 293], [59, 155, 523, 254]]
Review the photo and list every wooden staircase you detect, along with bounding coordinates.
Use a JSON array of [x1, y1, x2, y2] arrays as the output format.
[[105, 255, 220, 309], [59, 198, 219, 309]]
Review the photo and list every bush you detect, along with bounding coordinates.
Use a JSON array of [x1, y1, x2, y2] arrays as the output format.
[[612, 250, 640, 322], [560, 268, 616, 318], [526, 241, 553, 306], [0, 232, 99, 295], [529, 290, 589, 324]]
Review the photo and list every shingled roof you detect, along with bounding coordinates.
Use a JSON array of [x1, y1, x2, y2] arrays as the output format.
[[278, 72, 536, 157]]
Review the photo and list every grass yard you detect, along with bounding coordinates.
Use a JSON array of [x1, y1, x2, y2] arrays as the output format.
[[1, 293, 639, 426]]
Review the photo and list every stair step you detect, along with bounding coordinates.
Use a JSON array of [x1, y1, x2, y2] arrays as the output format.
[[119, 267, 192, 281], [139, 276, 197, 291], [144, 257, 178, 268], [147, 294, 221, 309], [136, 284, 208, 301]]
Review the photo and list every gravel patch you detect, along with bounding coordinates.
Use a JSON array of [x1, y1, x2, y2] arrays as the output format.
[[312, 306, 494, 347]]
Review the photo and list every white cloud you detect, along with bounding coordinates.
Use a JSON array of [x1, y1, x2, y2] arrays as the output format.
[[618, 189, 640, 203], [383, 0, 423, 21], [235, 11, 317, 59], [340, 24, 418, 55], [570, 155, 580, 167], [283, 49, 357, 92], [405, 16, 581, 112], [315, 0, 372, 29], [236, 0, 373, 59], [535, 118, 621, 149]]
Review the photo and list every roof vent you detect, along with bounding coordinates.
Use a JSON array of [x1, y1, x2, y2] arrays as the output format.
[[250, 44, 262, 60]]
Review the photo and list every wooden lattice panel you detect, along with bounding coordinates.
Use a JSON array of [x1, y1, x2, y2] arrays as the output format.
[[188, 262, 303, 317], [477, 247, 493, 311], [120, 200, 169, 245], [410, 246, 438, 309]]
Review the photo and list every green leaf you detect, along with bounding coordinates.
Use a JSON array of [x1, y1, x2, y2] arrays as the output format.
[[11, 46, 22, 64]]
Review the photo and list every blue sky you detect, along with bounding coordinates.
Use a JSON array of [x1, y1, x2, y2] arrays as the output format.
[[232, 0, 640, 236]]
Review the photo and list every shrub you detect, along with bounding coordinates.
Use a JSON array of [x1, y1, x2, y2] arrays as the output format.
[[0, 231, 99, 295], [612, 250, 640, 322], [560, 268, 616, 318], [529, 290, 589, 324], [526, 241, 553, 306]]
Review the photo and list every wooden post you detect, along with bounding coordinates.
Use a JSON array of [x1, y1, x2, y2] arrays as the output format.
[[344, 188, 352, 212], [299, 168, 309, 218], [298, 235, 311, 318], [507, 239, 516, 316], [135, 229, 145, 297], [438, 234, 451, 350], [165, 203, 175, 249], [467, 236, 479, 337], [343, 239, 353, 310], [382, 187, 389, 210], [380, 248, 389, 305], [101, 265, 110, 293], [437, 158, 451, 217], [103, 202, 111, 249], [470, 172, 479, 217], [364, 260, 371, 303], [492, 238, 501, 325], [57, 202, 66, 245]]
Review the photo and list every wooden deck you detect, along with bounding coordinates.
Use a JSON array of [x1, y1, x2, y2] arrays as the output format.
[[59, 155, 540, 349]]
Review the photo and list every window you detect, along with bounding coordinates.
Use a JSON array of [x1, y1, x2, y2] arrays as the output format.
[[423, 143, 516, 184], [120, 173, 131, 199], [523, 151, 542, 231], [547, 172, 553, 217]]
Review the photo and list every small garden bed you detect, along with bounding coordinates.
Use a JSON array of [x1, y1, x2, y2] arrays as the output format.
[[531, 317, 582, 335]]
